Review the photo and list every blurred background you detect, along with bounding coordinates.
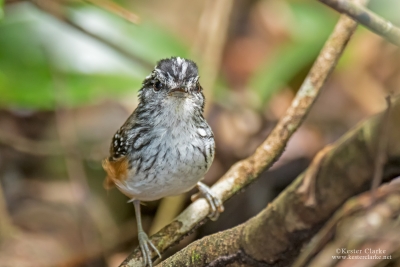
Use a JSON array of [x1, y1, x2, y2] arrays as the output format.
[[0, 0, 399, 266]]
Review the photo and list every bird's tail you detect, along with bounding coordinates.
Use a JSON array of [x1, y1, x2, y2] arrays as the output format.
[[102, 157, 129, 189]]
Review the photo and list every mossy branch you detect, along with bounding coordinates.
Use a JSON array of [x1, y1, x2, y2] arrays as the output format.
[[158, 96, 400, 266]]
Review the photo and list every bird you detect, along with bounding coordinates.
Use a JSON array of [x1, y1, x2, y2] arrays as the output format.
[[102, 57, 224, 267]]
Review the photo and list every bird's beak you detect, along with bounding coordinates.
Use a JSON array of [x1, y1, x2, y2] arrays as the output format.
[[168, 88, 188, 98]]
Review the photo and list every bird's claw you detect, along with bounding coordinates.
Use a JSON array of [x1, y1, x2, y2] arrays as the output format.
[[138, 231, 161, 267], [192, 182, 224, 221]]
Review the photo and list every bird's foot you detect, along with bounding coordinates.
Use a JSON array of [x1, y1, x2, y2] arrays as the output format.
[[191, 182, 224, 221], [138, 231, 161, 267]]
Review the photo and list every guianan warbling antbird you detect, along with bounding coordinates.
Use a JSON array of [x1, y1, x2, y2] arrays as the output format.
[[102, 57, 224, 267]]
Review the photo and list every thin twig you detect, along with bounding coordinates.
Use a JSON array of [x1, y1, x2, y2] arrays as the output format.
[[120, 1, 367, 265], [29, 0, 153, 71], [319, 0, 400, 47], [83, 0, 140, 24], [371, 95, 392, 200], [297, 145, 334, 207]]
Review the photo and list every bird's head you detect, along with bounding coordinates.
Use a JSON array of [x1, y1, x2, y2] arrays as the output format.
[[138, 57, 205, 112]]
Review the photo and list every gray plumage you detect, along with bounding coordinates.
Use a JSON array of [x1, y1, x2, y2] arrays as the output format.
[[108, 57, 215, 201], [103, 57, 222, 267]]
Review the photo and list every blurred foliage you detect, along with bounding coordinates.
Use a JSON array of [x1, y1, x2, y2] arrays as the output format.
[[0, 3, 189, 109], [248, 0, 400, 106], [1, 0, 397, 110], [69, 5, 190, 65], [0, 0, 3, 19], [249, 2, 337, 105]]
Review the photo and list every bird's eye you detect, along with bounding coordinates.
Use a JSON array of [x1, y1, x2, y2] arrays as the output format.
[[153, 81, 162, 91], [193, 83, 201, 93]]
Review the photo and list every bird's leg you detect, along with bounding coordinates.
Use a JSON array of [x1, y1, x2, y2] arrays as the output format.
[[191, 182, 224, 221], [132, 199, 161, 267]]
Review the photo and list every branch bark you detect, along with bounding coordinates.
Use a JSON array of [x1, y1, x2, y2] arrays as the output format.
[[319, 0, 400, 47], [120, 1, 368, 265], [293, 179, 400, 267], [158, 96, 400, 266]]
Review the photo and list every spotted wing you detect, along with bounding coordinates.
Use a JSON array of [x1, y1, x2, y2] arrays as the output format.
[[103, 116, 136, 189], [110, 128, 131, 159]]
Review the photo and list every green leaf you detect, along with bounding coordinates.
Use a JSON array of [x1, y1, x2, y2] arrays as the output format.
[[0, 0, 3, 20], [69, 5, 190, 65], [0, 72, 141, 109], [0, 3, 190, 109]]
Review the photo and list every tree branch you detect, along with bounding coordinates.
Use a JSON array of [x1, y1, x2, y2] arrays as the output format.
[[319, 0, 400, 47], [294, 178, 400, 267], [120, 1, 368, 265], [158, 95, 400, 267]]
